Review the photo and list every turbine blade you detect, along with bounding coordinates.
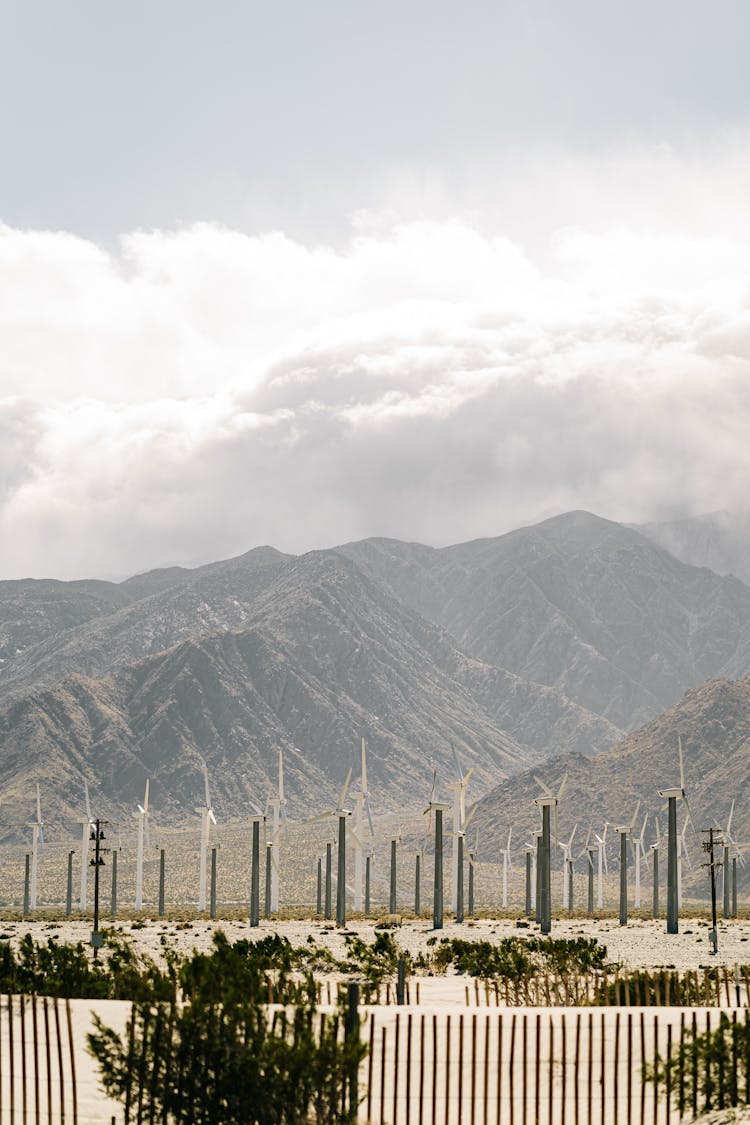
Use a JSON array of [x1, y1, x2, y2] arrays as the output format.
[[84, 780, 91, 822], [364, 795, 375, 837], [727, 799, 735, 836], [533, 775, 554, 798], [463, 803, 477, 831], [144, 779, 149, 814], [678, 734, 685, 793], [557, 773, 568, 800], [451, 744, 463, 783], [278, 749, 285, 802], [208, 809, 217, 826], [338, 767, 352, 811], [361, 737, 368, 795]]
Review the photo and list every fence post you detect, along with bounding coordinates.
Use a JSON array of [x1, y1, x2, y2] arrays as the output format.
[[346, 981, 360, 1116], [397, 958, 407, 1005]]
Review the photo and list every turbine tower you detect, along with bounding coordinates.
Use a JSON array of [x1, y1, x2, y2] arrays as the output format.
[[423, 768, 449, 930], [533, 772, 567, 934], [558, 825, 577, 910], [309, 768, 353, 926], [134, 779, 150, 911], [633, 812, 648, 909], [266, 750, 288, 912], [448, 748, 473, 913], [27, 785, 44, 911], [593, 824, 609, 909], [196, 760, 216, 912], [657, 734, 693, 934]]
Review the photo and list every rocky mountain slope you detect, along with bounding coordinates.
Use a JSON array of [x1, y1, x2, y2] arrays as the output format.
[[4, 510, 750, 839], [338, 511, 750, 729], [470, 677, 750, 890]]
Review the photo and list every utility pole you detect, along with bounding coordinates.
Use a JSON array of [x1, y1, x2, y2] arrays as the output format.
[[702, 827, 721, 956], [90, 819, 108, 958]]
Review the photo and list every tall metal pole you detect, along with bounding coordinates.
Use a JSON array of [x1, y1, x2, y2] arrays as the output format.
[[433, 808, 444, 930], [250, 820, 260, 927], [23, 854, 30, 918], [414, 854, 420, 916], [704, 827, 719, 955], [587, 849, 594, 915], [336, 816, 347, 926], [316, 857, 322, 915], [158, 849, 165, 917], [66, 850, 74, 917], [723, 844, 731, 920], [619, 830, 628, 926], [389, 839, 397, 915], [525, 851, 532, 916], [456, 835, 464, 923], [110, 849, 118, 918], [539, 805, 551, 934], [468, 857, 474, 917], [324, 841, 332, 920], [567, 858, 574, 914], [667, 795, 678, 934], [210, 847, 217, 920], [732, 856, 738, 918], [265, 845, 272, 919]]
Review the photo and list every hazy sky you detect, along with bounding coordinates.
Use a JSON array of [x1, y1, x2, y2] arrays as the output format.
[[2, 2, 750, 578]]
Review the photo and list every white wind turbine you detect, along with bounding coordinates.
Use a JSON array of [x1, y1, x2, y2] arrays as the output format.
[[593, 824, 609, 909], [196, 760, 216, 912], [266, 750, 288, 912], [633, 812, 648, 909], [350, 738, 375, 912], [134, 780, 151, 911], [448, 747, 473, 913], [558, 824, 577, 909], [28, 784, 44, 911], [79, 781, 94, 911], [500, 828, 513, 908]]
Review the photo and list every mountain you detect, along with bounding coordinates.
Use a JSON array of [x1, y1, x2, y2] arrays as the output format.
[[338, 511, 750, 729], [5, 509, 750, 838], [0, 551, 540, 835], [636, 511, 750, 588], [470, 677, 750, 890]]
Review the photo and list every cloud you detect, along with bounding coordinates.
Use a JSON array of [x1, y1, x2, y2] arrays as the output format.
[[3, 162, 750, 579]]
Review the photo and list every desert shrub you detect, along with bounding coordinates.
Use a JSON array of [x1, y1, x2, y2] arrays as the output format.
[[341, 931, 410, 987], [431, 935, 608, 980], [89, 931, 366, 1124], [645, 1010, 750, 1115]]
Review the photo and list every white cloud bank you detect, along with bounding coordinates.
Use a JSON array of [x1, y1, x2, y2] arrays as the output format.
[[3, 165, 750, 579]]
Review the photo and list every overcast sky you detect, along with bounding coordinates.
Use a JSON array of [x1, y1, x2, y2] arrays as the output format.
[[2, 2, 750, 579]]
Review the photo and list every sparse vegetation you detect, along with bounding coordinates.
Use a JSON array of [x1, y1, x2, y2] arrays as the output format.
[[425, 935, 610, 980]]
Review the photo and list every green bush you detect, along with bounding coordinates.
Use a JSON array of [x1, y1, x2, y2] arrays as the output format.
[[89, 931, 366, 1125], [430, 935, 609, 980], [645, 1011, 750, 1115]]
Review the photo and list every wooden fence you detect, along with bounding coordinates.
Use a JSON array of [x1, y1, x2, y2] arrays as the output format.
[[358, 1005, 744, 1124], [317, 965, 750, 1009], [0, 995, 78, 1123]]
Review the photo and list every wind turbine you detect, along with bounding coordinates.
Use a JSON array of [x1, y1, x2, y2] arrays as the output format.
[[79, 781, 94, 911], [558, 825, 577, 910], [134, 780, 151, 911], [27, 785, 44, 911], [593, 824, 609, 910], [657, 734, 693, 934], [533, 772, 567, 934], [350, 738, 375, 911], [454, 802, 477, 923], [448, 748, 473, 913], [266, 750, 288, 913], [309, 768, 353, 926], [424, 767, 449, 930], [196, 759, 216, 912], [500, 828, 513, 909], [614, 800, 641, 926], [467, 828, 479, 917]]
